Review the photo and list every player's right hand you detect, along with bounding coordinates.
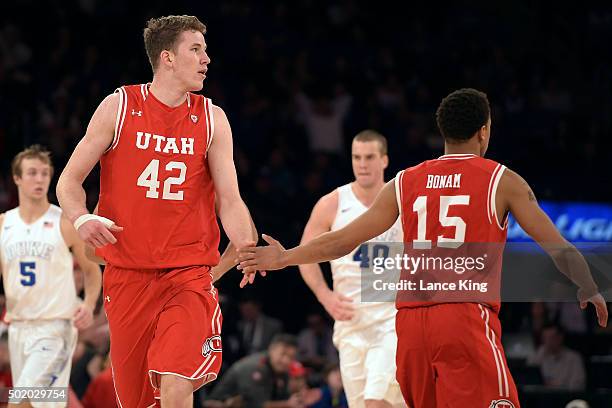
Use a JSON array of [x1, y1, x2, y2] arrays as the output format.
[[237, 234, 286, 273], [78, 220, 123, 248], [320, 290, 355, 321], [579, 291, 608, 327]]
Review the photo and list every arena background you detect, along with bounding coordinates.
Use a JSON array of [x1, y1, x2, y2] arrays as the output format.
[[1, 1, 611, 407]]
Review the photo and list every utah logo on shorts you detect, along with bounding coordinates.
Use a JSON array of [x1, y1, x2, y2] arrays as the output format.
[[489, 399, 516, 408], [202, 335, 222, 357]]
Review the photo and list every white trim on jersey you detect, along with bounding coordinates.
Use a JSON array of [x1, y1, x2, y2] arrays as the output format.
[[208, 99, 215, 146], [437, 153, 478, 160], [148, 364, 218, 390], [104, 87, 127, 154], [490, 165, 507, 230], [486, 164, 501, 224], [211, 300, 221, 335], [105, 307, 125, 408], [187, 93, 191, 108], [394, 170, 405, 216], [140, 84, 149, 101], [112, 87, 128, 152], [478, 304, 510, 398], [486, 164, 506, 229], [205, 99, 214, 156], [110, 360, 125, 408], [192, 353, 217, 378]]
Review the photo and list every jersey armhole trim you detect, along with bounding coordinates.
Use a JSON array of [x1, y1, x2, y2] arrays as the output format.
[[104, 87, 127, 154], [204, 99, 214, 157], [394, 170, 404, 216], [330, 188, 343, 231], [488, 165, 507, 230]]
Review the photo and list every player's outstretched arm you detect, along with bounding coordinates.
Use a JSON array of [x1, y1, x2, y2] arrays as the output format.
[[208, 105, 257, 250], [56, 93, 123, 248], [499, 169, 608, 327], [212, 201, 263, 285], [238, 179, 400, 273], [60, 216, 102, 330], [299, 191, 354, 321]]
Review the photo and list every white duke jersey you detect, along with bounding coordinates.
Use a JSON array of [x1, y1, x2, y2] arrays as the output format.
[[330, 184, 403, 326], [0, 205, 78, 321]]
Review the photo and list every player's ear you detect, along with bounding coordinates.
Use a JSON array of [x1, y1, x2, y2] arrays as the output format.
[[160, 50, 174, 68], [382, 154, 389, 169], [477, 125, 487, 142]]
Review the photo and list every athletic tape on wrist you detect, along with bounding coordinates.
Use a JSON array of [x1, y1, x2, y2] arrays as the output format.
[[74, 214, 115, 231]]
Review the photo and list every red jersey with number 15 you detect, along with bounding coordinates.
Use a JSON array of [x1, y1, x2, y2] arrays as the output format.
[[395, 154, 508, 312], [96, 84, 220, 269]]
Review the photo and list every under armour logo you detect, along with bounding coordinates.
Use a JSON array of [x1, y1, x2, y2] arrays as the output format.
[[191, 114, 198, 123], [132, 109, 143, 116], [105, 296, 111, 303]]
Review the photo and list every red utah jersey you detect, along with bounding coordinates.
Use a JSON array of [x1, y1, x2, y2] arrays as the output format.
[[395, 153, 508, 312], [97, 84, 220, 268]]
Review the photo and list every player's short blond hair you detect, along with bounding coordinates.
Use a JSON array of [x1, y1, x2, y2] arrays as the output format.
[[353, 130, 388, 155], [144, 15, 207, 72], [11, 144, 54, 178]]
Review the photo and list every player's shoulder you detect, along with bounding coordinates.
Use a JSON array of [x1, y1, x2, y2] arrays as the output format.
[[0, 212, 4, 229], [309, 188, 339, 223], [210, 103, 226, 121], [96, 92, 120, 119], [317, 188, 340, 211], [498, 167, 527, 191]]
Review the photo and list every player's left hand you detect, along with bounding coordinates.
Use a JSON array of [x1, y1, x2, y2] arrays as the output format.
[[579, 290, 608, 327], [239, 270, 267, 288], [238, 234, 287, 275], [74, 303, 94, 330]]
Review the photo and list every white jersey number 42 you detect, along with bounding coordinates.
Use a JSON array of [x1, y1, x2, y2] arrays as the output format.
[[137, 159, 186, 201]]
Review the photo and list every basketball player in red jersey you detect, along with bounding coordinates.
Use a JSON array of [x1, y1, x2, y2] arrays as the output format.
[[237, 88, 608, 407], [56, 15, 257, 408]]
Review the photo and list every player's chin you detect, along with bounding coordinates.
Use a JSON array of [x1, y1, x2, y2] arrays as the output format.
[[190, 79, 205, 92]]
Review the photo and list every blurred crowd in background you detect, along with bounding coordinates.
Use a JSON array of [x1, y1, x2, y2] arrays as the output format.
[[1, 0, 612, 406]]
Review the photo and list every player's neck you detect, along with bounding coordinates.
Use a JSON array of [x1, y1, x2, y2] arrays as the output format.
[[443, 141, 481, 157], [149, 77, 188, 108], [18, 197, 50, 224], [352, 180, 384, 207]]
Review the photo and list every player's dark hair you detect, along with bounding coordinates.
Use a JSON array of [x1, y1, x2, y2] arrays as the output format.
[[436, 88, 490, 142], [11, 144, 54, 178], [353, 129, 388, 155], [144, 15, 207, 72], [269, 334, 298, 349]]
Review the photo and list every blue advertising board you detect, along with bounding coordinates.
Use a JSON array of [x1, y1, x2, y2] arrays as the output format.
[[507, 201, 612, 243]]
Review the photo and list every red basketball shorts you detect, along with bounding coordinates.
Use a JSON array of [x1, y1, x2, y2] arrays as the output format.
[[395, 303, 520, 408], [103, 265, 223, 408]]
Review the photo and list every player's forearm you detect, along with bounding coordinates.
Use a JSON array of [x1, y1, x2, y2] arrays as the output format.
[[299, 263, 331, 300], [283, 230, 353, 268], [545, 242, 599, 296], [219, 200, 257, 248], [82, 265, 102, 310], [57, 174, 89, 223], [211, 243, 237, 283]]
